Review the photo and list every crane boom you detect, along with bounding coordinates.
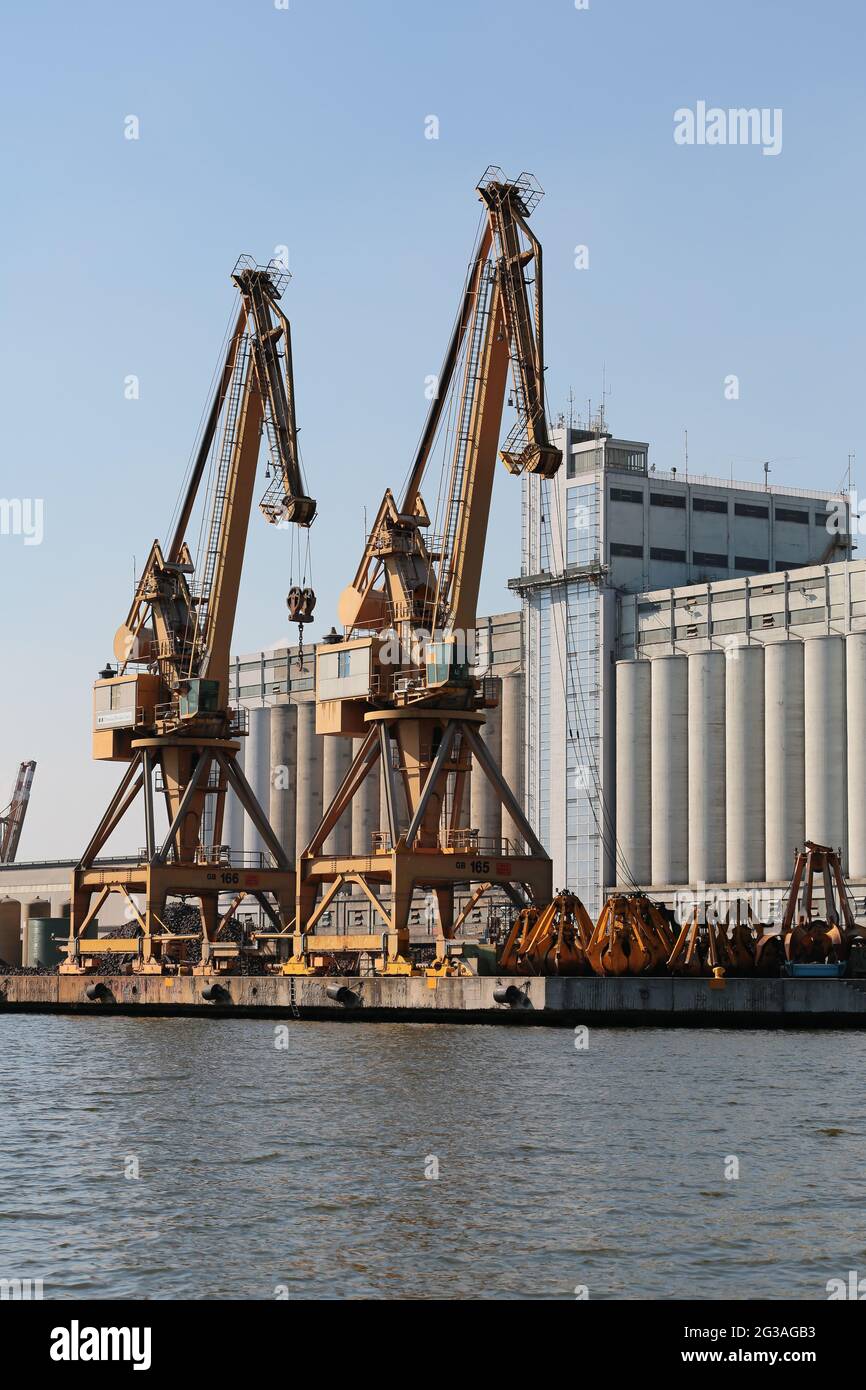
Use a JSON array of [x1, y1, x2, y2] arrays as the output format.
[[480, 172, 559, 478], [111, 257, 315, 723], [0, 760, 36, 863], [338, 168, 560, 649]]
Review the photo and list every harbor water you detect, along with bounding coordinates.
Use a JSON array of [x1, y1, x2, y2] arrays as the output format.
[[1, 1015, 864, 1300]]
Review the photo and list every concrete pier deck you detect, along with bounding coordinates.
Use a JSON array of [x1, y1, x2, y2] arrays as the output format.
[[3, 972, 866, 1027]]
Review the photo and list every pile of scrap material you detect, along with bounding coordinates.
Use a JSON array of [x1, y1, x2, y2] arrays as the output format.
[[497, 894, 594, 976], [0, 960, 56, 976], [53, 903, 273, 977], [149, 903, 271, 976], [586, 894, 675, 977]]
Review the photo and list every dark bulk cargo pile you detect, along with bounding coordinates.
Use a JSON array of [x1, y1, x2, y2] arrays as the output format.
[[0, 959, 53, 977], [91, 904, 271, 975]]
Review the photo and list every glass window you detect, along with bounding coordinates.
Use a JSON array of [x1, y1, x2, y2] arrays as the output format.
[[567, 480, 600, 566], [606, 446, 647, 473], [610, 542, 643, 558], [609, 486, 642, 504]]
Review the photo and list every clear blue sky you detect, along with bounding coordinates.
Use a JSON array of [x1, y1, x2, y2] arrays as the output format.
[[1, 0, 863, 856]]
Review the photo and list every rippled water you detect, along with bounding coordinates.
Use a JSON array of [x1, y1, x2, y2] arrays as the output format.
[[0, 1016, 864, 1300]]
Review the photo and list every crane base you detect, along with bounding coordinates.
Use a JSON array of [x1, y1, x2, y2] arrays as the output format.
[[62, 859, 296, 975], [293, 706, 553, 969]]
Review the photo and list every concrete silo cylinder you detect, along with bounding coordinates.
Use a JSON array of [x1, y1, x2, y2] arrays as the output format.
[[222, 739, 245, 858], [269, 703, 298, 864], [803, 636, 846, 860], [322, 736, 352, 856], [764, 641, 804, 882], [651, 655, 688, 886], [688, 650, 726, 884], [845, 633, 866, 875], [295, 701, 323, 856], [725, 644, 766, 883], [615, 659, 652, 886], [243, 706, 271, 865]]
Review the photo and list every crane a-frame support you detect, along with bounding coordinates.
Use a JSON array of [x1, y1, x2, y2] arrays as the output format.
[[289, 709, 552, 974], [65, 737, 294, 974]]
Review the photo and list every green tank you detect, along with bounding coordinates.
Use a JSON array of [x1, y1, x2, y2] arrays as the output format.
[[26, 918, 66, 969]]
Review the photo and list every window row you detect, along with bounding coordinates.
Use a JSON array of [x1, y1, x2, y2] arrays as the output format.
[[609, 489, 825, 528], [608, 545, 803, 576]]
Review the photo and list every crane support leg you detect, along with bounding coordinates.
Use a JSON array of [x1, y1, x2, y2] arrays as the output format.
[[64, 737, 294, 975], [292, 711, 552, 975]]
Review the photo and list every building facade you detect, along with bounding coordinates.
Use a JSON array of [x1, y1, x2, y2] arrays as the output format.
[[513, 426, 852, 913], [616, 558, 866, 905]]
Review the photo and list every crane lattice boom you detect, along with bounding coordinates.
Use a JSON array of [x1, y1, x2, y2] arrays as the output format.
[[0, 760, 36, 863]]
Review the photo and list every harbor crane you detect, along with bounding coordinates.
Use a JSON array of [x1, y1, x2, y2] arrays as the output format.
[[64, 257, 315, 974], [290, 168, 561, 974], [0, 760, 36, 863]]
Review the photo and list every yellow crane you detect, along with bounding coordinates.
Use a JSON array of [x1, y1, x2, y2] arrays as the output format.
[[290, 168, 561, 975], [64, 257, 315, 974]]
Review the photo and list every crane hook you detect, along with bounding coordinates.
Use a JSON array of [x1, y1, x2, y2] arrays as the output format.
[[287, 586, 316, 669]]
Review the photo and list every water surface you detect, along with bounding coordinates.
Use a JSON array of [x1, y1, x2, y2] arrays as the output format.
[[0, 1016, 862, 1299]]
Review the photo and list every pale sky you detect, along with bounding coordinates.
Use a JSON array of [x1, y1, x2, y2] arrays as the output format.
[[1, 0, 863, 856]]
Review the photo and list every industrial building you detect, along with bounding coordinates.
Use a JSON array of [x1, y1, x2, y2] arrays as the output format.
[[615, 557, 866, 908], [513, 426, 853, 913], [2, 432, 856, 959], [221, 426, 856, 926]]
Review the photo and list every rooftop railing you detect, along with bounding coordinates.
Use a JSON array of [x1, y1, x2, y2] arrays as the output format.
[[649, 468, 848, 502]]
